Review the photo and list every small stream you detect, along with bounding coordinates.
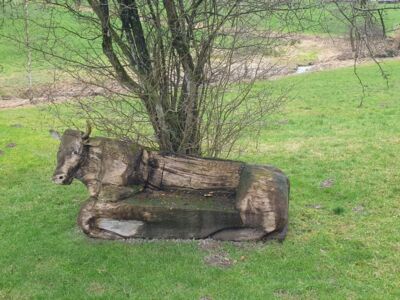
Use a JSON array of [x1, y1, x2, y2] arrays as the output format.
[[295, 65, 315, 74]]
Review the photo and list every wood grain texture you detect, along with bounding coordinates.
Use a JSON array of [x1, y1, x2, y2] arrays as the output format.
[[236, 165, 289, 234], [143, 151, 244, 191]]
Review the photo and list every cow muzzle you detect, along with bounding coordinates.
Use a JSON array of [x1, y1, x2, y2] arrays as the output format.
[[52, 173, 73, 185]]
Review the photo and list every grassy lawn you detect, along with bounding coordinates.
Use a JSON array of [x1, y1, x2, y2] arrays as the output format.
[[258, 1, 400, 37], [0, 4, 96, 97], [1, 60, 400, 299]]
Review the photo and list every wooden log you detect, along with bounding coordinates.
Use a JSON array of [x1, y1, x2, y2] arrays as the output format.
[[140, 151, 243, 191]]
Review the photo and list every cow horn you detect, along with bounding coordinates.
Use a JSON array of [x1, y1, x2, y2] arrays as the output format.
[[82, 121, 92, 139]]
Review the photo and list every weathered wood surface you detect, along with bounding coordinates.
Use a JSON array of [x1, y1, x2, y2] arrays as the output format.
[[77, 163, 289, 241], [140, 151, 243, 191], [236, 165, 289, 235], [52, 129, 290, 241], [78, 191, 243, 240]]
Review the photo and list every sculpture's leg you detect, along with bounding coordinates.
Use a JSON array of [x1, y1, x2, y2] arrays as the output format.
[[77, 198, 126, 239], [211, 224, 288, 242], [235, 165, 290, 241], [77, 198, 153, 239], [211, 228, 266, 241]]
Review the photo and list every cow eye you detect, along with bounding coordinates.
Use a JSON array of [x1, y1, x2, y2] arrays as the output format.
[[72, 150, 79, 155]]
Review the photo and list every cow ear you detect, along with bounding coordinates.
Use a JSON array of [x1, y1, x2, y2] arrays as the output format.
[[49, 129, 61, 140], [83, 138, 101, 147]]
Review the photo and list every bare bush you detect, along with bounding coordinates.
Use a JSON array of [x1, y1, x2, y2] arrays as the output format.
[[2, 0, 306, 157]]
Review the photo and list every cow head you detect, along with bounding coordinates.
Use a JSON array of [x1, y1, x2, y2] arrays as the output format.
[[52, 123, 91, 185]]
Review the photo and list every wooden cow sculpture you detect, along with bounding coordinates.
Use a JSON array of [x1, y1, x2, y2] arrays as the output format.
[[52, 125, 290, 241]]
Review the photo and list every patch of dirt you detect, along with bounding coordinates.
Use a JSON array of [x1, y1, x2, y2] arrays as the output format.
[[1, 34, 399, 110], [0, 98, 32, 109], [0, 80, 125, 109], [204, 253, 234, 268], [0, 150, 4, 156], [320, 178, 334, 188], [273, 289, 296, 299], [286, 35, 349, 64], [306, 204, 323, 209], [353, 205, 366, 213], [6, 143, 16, 148], [230, 240, 265, 251], [86, 282, 106, 296], [198, 239, 222, 252], [199, 239, 234, 268], [240, 34, 400, 80]]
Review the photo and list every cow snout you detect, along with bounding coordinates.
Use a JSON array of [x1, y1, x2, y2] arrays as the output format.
[[52, 174, 72, 185]]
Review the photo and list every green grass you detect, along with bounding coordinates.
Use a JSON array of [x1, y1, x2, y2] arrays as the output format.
[[1, 3, 400, 298], [1, 60, 400, 299], [266, 3, 400, 36], [0, 4, 99, 97]]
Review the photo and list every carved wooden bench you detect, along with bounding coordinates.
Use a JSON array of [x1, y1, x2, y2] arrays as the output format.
[[77, 153, 289, 241], [52, 129, 289, 241]]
